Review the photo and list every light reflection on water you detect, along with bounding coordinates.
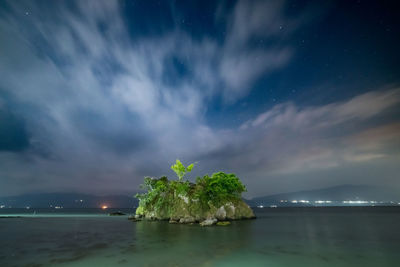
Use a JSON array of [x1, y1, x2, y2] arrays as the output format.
[[0, 207, 399, 266]]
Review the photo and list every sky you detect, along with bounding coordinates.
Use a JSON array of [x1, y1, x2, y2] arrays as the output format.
[[0, 0, 399, 198]]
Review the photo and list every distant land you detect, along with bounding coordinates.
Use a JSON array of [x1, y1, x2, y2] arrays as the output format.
[[248, 184, 400, 207], [0, 185, 399, 209], [0, 193, 139, 209]]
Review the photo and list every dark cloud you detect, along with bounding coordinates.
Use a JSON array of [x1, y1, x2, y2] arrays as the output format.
[[0, 105, 30, 152], [0, 0, 399, 196]]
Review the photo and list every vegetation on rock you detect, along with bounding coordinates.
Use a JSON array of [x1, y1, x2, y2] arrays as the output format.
[[216, 221, 231, 226], [135, 160, 255, 224]]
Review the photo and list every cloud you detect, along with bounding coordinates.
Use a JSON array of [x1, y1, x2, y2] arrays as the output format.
[[0, 105, 30, 152], [238, 88, 400, 170], [343, 153, 386, 163], [201, 88, 400, 195], [243, 88, 400, 130], [219, 0, 296, 102], [0, 0, 399, 196]]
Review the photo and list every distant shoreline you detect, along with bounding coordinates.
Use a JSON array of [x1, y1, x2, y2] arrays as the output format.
[[1, 206, 399, 219]]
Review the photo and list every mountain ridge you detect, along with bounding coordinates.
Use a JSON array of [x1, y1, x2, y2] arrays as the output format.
[[1, 184, 399, 208], [248, 184, 400, 206]]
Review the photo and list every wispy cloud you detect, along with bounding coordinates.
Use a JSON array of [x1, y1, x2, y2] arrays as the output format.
[[0, 0, 399, 196], [202, 89, 400, 194], [243, 88, 400, 129], [237, 88, 400, 169]]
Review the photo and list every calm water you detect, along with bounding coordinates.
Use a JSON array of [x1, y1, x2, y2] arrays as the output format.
[[0, 207, 399, 266]]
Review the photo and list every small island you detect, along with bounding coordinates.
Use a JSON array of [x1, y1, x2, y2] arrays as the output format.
[[134, 160, 255, 226]]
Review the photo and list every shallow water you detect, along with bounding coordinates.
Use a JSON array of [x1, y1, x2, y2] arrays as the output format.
[[0, 207, 399, 266]]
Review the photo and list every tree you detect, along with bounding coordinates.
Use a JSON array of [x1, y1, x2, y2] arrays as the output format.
[[171, 159, 195, 181]]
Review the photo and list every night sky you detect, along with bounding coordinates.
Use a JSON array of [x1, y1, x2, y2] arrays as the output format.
[[1, 0, 399, 197]]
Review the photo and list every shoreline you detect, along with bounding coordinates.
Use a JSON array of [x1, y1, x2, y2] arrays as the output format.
[[1, 206, 399, 219]]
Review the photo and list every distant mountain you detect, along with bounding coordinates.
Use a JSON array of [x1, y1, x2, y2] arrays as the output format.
[[248, 184, 400, 207], [0, 193, 139, 208], [1, 184, 399, 209]]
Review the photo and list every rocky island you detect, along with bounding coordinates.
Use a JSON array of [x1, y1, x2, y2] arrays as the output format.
[[134, 160, 255, 226]]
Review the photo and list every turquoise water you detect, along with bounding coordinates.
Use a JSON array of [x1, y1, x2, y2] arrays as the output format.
[[0, 207, 399, 266]]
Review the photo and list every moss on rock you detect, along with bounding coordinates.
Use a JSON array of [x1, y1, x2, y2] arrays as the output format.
[[216, 221, 231, 226], [135, 169, 255, 225]]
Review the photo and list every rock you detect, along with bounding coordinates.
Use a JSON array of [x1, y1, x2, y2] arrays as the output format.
[[179, 216, 196, 224], [109, 211, 126, 216], [128, 215, 140, 221], [215, 206, 227, 220], [178, 194, 189, 204], [216, 221, 231, 226], [224, 203, 236, 220], [200, 218, 217, 226], [234, 201, 256, 219], [145, 211, 157, 220], [137, 198, 255, 223], [135, 175, 256, 223]]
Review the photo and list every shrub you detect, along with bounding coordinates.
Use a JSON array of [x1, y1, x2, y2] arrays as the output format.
[[195, 172, 246, 206], [170, 180, 190, 196], [135, 176, 170, 210], [135, 205, 145, 215], [135, 160, 247, 215]]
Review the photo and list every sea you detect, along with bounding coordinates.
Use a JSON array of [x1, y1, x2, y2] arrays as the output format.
[[0, 207, 399, 266]]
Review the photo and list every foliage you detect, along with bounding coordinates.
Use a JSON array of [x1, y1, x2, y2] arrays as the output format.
[[170, 159, 195, 181], [195, 172, 246, 206], [135, 160, 247, 216], [135, 176, 170, 211], [135, 205, 145, 215], [170, 180, 190, 196]]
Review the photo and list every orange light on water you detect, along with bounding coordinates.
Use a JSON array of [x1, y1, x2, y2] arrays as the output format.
[[101, 205, 108, 210]]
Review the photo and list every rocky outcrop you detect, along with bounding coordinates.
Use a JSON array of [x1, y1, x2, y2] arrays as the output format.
[[200, 217, 217, 226], [215, 206, 227, 220], [135, 174, 256, 226], [135, 195, 255, 225]]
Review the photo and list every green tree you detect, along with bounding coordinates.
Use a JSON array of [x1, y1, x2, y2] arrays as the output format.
[[195, 172, 246, 206], [171, 159, 195, 181]]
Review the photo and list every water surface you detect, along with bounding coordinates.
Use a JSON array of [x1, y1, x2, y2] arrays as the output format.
[[0, 207, 399, 266]]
